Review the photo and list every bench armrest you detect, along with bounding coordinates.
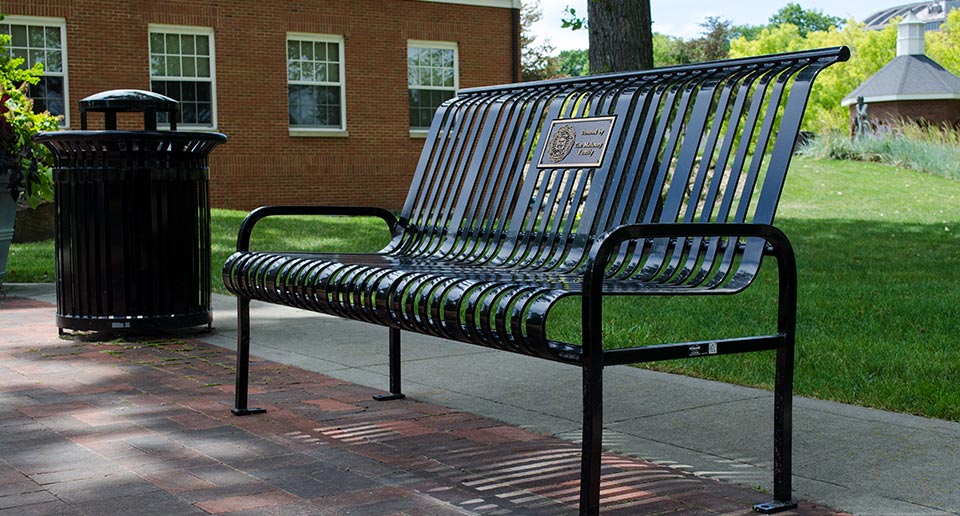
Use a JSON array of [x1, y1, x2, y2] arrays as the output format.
[[580, 222, 798, 359], [584, 222, 796, 289], [235, 205, 400, 252]]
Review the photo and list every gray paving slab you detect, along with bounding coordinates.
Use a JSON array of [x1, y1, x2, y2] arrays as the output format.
[[6, 283, 959, 516]]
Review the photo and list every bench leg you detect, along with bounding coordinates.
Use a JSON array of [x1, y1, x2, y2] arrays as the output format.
[[232, 297, 266, 416], [754, 344, 797, 513], [580, 361, 603, 516], [373, 327, 406, 401]]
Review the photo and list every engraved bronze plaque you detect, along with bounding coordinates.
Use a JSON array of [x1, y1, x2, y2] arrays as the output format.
[[537, 116, 616, 168]]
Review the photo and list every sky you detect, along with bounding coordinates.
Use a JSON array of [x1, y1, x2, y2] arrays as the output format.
[[531, 0, 887, 51]]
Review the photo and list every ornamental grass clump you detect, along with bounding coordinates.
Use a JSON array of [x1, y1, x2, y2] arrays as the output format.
[[799, 121, 960, 180]]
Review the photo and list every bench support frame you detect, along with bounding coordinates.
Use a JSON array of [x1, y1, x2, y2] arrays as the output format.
[[372, 328, 406, 401]]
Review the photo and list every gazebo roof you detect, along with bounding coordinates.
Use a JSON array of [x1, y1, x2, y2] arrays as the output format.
[[841, 55, 960, 106], [843, 11, 960, 107]]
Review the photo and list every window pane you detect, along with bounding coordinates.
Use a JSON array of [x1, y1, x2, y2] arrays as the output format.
[[46, 50, 62, 72], [407, 47, 418, 67], [196, 82, 211, 102], [29, 49, 44, 68], [287, 40, 297, 59], [181, 102, 197, 124], [165, 33, 180, 54], [197, 104, 211, 124], [409, 90, 419, 127], [182, 35, 195, 55], [150, 33, 165, 53], [328, 63, 339, 82], [151, 55, 165, 76], [11, 25, 26, 46], [29, 26, 44, 47], [287, 59, 299, 81], [196, 57, 210, 77], [301, 41, 313, 60], [47, 98, 63, 116], [45, 27, 61, 49], [168, 56, 181, 76], [181, 82, 196, 101], [182, 57, 196, 77], [288, 86, 300, 124], [195, 35, 209, 54]]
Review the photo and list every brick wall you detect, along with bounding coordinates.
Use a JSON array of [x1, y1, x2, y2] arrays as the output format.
[[0, 0, 518, 210], [849, 99, 960, 131]]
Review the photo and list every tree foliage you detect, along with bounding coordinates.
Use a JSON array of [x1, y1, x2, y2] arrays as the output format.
[[926, 9, 960, 75], [768, 2, 843, 37], [520, 0, 558, 81], [681, 17, 733, 63], [730, 19, 898, 133], [652, 33, 686, 67], [557, 48, 589, 77]]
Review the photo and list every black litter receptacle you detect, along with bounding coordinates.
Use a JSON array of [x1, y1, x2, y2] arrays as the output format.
[[36, 89, 226, 332]]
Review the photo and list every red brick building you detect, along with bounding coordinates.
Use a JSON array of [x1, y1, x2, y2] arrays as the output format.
[[0, 0, 520, 210]]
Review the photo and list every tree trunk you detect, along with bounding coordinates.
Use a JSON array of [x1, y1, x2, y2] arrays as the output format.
[[588, 0, 653, 73]]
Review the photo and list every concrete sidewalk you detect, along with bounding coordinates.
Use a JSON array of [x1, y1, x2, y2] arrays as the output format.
[[7, 283, 960, 515]]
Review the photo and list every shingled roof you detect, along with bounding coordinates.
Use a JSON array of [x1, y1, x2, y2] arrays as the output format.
[[842, 12, 960, 106], [841, 54, 960, 106]]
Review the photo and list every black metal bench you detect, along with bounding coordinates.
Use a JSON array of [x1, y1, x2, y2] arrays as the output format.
[[223, 47, 849, 515]]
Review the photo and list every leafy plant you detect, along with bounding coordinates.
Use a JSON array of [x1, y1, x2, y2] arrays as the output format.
[[0, 17, 60, 207]]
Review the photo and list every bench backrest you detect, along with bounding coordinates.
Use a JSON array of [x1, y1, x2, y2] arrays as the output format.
[[390, 47, 848, 287]]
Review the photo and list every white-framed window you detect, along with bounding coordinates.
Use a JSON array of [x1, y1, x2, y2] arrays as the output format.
[[148, 24, 216, 129], [408, 40, 458, 135], [286, 33, 346, 136], [0, 16, 69, 126]]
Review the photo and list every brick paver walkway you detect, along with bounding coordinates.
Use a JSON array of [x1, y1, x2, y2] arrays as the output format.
[[0, 295, 850, 515]]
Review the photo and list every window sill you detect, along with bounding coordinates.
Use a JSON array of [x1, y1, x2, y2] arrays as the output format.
[[409, 129, 429, 139], [158, 125, 219, 132], [289, 128, 349, 138]]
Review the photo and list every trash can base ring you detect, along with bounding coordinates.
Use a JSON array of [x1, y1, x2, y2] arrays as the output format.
[[56, 311, 212, 332]]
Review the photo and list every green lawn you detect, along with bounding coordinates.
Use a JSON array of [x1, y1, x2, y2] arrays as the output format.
[[547, 158, 960, 421], [6, 157, 960, 421]]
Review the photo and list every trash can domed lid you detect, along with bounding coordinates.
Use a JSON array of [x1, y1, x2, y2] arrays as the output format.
[[79, 89, 179, 113], [78, 89, 180, 130]]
